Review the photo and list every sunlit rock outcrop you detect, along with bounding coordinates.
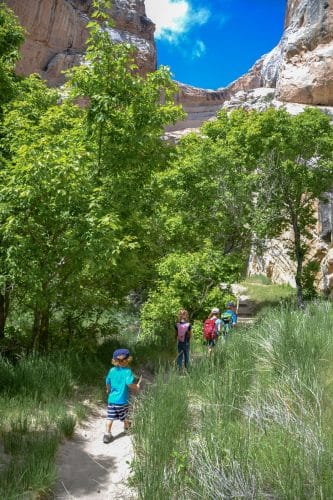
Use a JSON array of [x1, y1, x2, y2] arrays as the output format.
[[227, 0, 333, 106], [6, 0, 156, 86]]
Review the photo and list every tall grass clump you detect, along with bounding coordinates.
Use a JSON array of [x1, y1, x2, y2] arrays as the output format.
[[132, 302, 333, 498], [0, 430, 59, 500], [131, 370, 189, 499], [0, 351, 105, 498]]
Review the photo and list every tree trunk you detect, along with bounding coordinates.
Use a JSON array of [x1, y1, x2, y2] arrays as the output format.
[[32, 309, 41, 352], [293, 218, 304, 308], [32, 307, 50, 352], [0, 284, 11, 339], [39, 308, 49, 351], [0, 293, 5, 340]]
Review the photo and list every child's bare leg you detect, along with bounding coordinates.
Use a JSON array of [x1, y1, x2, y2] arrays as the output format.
[[124, 419, 130, 430], [103, 419, 114, 443], [106, 420, 113, 434]]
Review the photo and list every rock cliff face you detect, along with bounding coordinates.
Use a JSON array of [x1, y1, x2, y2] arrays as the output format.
[[228, 0, 333, 106], [7, 1, 332, 120], [248, 197, 333, 297], [277, 0, 333, 105], [6, 0, 156, 86], [166, 82, 227, 132], [175, 0, 333, 133]]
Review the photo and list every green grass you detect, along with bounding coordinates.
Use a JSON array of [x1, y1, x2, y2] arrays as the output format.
[[239, 275, 295, 308], [244, 274, 272, 285], [1, 431, 59, 500], [0, 351, 105, 498], [131, 370, 189, 498], [131, 302, 333, 499], [56, 412, 77, 438]]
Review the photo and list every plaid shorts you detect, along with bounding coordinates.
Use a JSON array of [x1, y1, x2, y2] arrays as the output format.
[[107, 403, 129, 421]]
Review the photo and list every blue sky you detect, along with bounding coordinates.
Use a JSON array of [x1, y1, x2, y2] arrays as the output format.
[[145, 0, 286, 90]]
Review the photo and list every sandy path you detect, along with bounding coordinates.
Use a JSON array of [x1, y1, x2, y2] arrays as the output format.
[[53, 406, 137, 500]]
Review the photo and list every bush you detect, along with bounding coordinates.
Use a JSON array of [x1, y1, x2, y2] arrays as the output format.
[[57, 412, 77, 439], [140, 247, 241, 347]]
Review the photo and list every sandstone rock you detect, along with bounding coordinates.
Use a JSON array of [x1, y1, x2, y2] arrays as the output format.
[[6, 0, 89, 85], [111, 0, 154, 41], [105, 25, 155, 76], [168, 0, 333, 132], [276, 0, 333, 105], [321, 248, 333, 294], [6, 0, 156, 86], [220, 87, 333, 118], [226, 0, 333, 106], [248, 213, 333, 294], [221, 88, 276, 113], [319, 190, 333, 241], [248, 233, 297, 288], [166, 82, 227, 132], [226, 44, 283, 95]]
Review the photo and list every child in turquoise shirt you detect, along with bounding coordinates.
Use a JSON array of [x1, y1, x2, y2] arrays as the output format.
[[103, 348, 140, 444]]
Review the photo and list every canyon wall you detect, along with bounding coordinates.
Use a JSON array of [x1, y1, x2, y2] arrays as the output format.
[[277, 0, 333, 104], [228, 0, 333, 106], [7, 0, 332, 124], [6, 0, 156, 86], [176, 0, 333, 132]]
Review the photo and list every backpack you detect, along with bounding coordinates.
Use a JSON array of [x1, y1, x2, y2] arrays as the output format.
[[176, 322, 190, 342], [221, 311, 233, 324], [203, 318, 217, 340]]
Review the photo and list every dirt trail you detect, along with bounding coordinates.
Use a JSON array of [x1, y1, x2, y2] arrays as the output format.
[[53, 406, 136, 500]]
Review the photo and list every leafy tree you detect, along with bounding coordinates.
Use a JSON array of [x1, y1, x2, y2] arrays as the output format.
[[139, 110, 256, 344], [1, 73, 144, 350], [140, 244, 241, 346], [0, 2, 24, 116], [251, 108, 333, 307], [0, 3, 24, 339], [0, 1, 184, 349], [154, 110, 256, 257], [66, 3, 184, 296], [1, 78, 92, 349]]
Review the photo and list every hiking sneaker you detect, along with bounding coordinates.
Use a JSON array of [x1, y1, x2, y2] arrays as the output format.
[[103, 433, 113, 444]]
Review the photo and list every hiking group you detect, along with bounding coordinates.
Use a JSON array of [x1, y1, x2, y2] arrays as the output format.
[[175, 301, 238, 369], [103, 302, 237, 442]]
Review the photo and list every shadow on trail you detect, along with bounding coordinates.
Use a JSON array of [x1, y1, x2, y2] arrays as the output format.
[[53, 432, 119, 499]]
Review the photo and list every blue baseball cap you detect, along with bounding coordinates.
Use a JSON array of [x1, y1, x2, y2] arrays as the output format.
[[227, 301, 235, 307], [112, 348, 130, 360]]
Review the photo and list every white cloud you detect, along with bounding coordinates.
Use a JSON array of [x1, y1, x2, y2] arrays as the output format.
[[145, 0, 210, 43], [191, 39, 206, 59]]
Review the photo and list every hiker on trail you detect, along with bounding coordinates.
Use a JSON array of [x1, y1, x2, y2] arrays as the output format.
[[203, 307, 220, 354], [175, 309, 192, 370], [220, 301, 238, 338], [103, 348, 140, 444]]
